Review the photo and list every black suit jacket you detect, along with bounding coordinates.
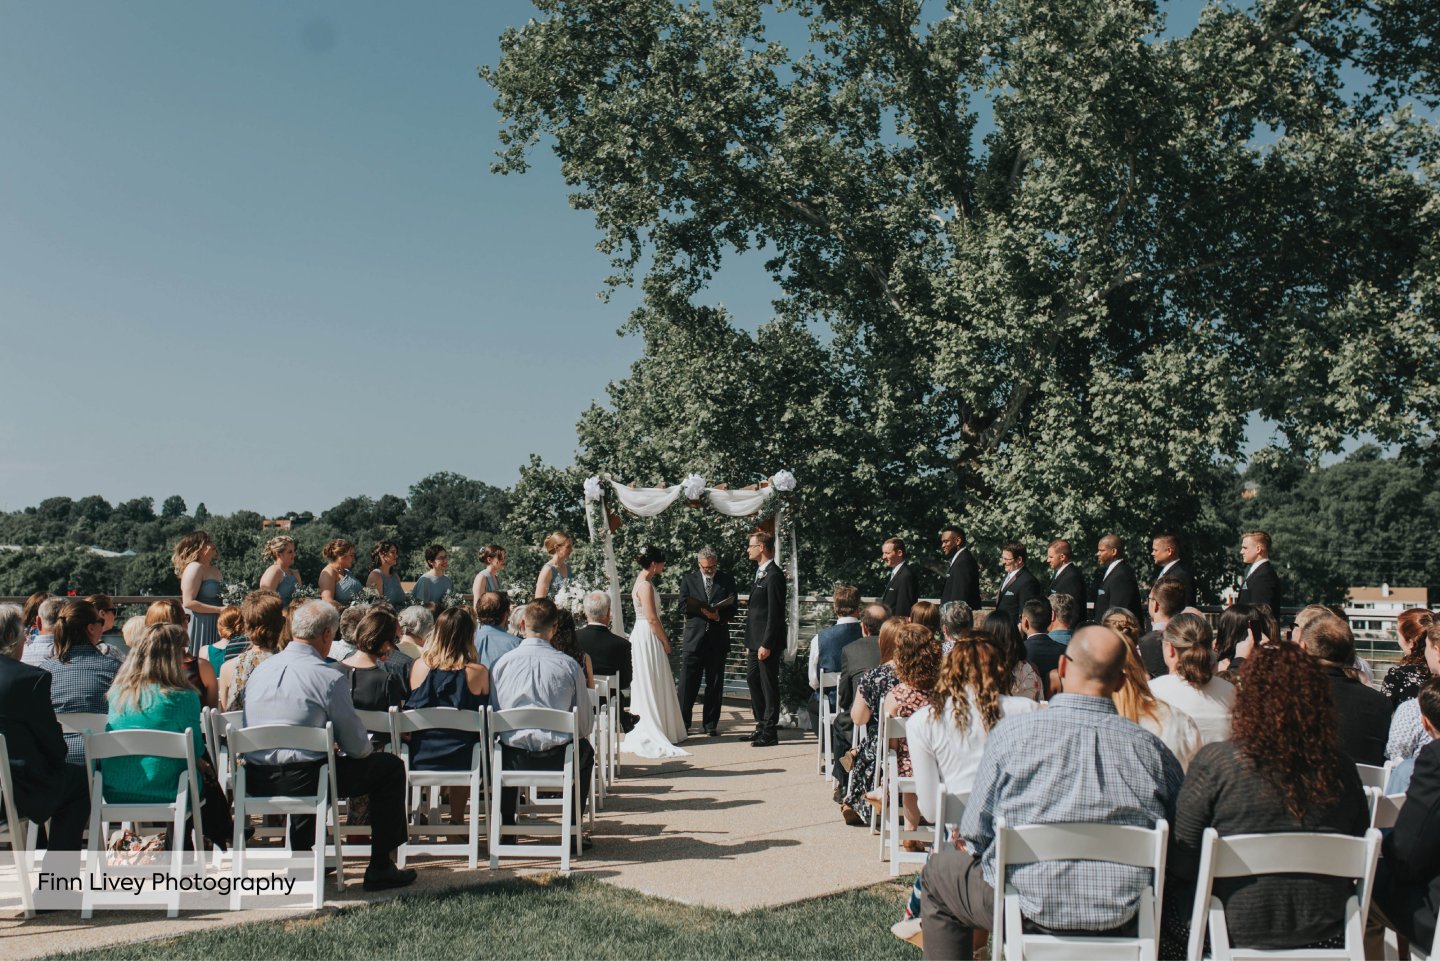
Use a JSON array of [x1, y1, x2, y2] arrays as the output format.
[[575, 624, 632, 694], [1048, 564, 1088, 623], [881, 561, 918, 619], [1238, 561, 1282, 615], [1382, 739, 1440, 950], [1138, 629, 1168, 678], [1325, 666, 1392, 766], [746, 561, 787, 652], [995, 568, 1042, 621], [677, 568, 737, 651], [1024, 633, 1067, 699], [1156, 559, 1197, 608], [941, 547, 981, 609], [0, 656, 69, 822], [1095, 559, 1143, 620], [834, 635, 882, 749]]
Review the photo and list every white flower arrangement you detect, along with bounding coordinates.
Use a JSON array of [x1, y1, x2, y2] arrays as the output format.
[[682, 473, 707, 500], [770, 469, 797, 492], [290, 584, 319, 602], [553, 579, 593, 618], [350, 587, 385, 608], [220, 583, 251, 607], [441, 589, 472, 610], [583, 475, 604, 502]]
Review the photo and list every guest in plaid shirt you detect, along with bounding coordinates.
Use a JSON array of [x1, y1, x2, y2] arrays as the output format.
[[917, 625, 1183, 960]]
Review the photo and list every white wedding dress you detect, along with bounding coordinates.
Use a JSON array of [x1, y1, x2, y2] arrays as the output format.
[[620, 579, 690, 758]]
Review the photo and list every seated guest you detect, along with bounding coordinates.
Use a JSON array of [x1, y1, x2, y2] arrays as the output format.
[[1138, 577, 1186, 678], [1019, 598, 1064, 700], [219, 590, 285, 712], [474, 592, 521, 672], [104, 623, 233, 847], [549, 609, 594, 687], [22, 596, 62, 666], [121, 614, 147, 654], [330, 604, 367, 663], [937, 600, 973, 655], [982, 609, 1041, 701], [507, 604, 527, 637], [1384, 608, 1434, 708], [0, 603, 89, 880], [338, 608, 407, 713], [145, 599, 219, 709], [1389, 621, 1440, 763], [883, 623, 943, 839], [88, 594, 121, 656], [808, 585, 864, 724], [1293, 604, 1375, 684], [1299, 611, 1391, 765], [490, 599, 594, 824], [396, 604, 433, 660], [1166, 642, 1369, 955], [1373, 682, 1440, 956], [831, 602, 888, 796], [43, 599, 122, 764], [917, 626, 1183, 959], [1111, 635, 1202, 770], [21, 591, 49, 642], [909, 600, 941, 640], [202, 605, 244, 676], [407, 606, 488, 827], [242, 600, 416, 890], [1046, 593, 1077, 648], [1214, 603, 1264, 677], [575, 591, 635, 730], [1101, 607, 1142, 647], [841, 617, 905, 826], [1150, 613, 1235, 745]]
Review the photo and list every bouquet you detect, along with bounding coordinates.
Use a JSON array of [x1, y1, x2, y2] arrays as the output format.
[[220, 583, 251, 607], [350, 587, 385, 608]]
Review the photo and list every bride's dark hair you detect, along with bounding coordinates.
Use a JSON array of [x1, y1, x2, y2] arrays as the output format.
[[636, 545, 667, 568]]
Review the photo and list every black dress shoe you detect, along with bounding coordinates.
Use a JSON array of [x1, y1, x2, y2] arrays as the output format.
[[704, 727, 719, 737], [752, 736, 779, 747], [363, 864, 418, 891]]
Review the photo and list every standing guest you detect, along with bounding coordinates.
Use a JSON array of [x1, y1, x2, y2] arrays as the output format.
[[473, 594, 520, 672], [916, 626, 1183, 959], [318, 539, 364, 609], [202, 605, 244, 675], [242, 600, 416, 891], [880, 537, 919, 620], [937, 601, 974, 655], [994, 542, 1041, 621], [843, 617, 905, 824], [1384, 608, 1435, 708], [411, 545, 453, 604], [407, 606, 488, 827], [1149, 532, 1196, 608], [42, 599, 121, 764], [983, 609, 1042, 701], [1137, 576, 1186, 678], [533, 531, 573, 600], [831, 602, 888, 795], [1046, 539, 1088, 624], [103, 623, 233, 848], [144, 599, 219, 709], [1299, 612, 1392, 765], [0, 603, 90, 875], [1019, 598, 1064, 700], [746, 530, 787, 747], [808, 585, 864, 726], [219, 590, 285, 712], [1093, 534, 1142, 622], [22, 597, 62, 666], [939, 525, 981, 609], [338, 609, 407, 714], [1237, 529, 1281, 614], [21, 591, 50, 641], [1111, 637, 1201, 770], [258, 535, 301, 606], [1389, 624, 1440, 763], [366, 542, 408, 607], [1165, 643, 1369, 955], [550, 609, 594, 687], [677, 546, 738, 737], [174, 530, 224, 658], [882, 623, 944, 842], [471, 544, 507, 608], [575, 591, 636, 731], [1150, 612, 1235, 745], [396, 605, 434, 661]]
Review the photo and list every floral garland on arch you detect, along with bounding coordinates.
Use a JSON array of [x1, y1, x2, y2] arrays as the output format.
[[582, 470, 801, 661]]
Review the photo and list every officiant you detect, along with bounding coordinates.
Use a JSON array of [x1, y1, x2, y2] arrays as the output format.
[[676, 545, 737, 736]]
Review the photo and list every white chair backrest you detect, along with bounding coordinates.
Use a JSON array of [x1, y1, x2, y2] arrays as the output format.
[[392, 706, 484, 735], [819, 670, 840, 691], [83, 728, 193, 764], [57, 712, 109, 736], [212, 710, 243, 737], [228, 722, 333, 757], [884, 715, 909, 740], [0, 732, 17, 826], [488, 707, 577, 739], [998, 817, 1168, 871], [1204, 829, 1379, 881], [354, 709, 396, 735], [594, 677, 611, 701], [1371, 791, 1406, 831], [1356, 763, 1389, 791]]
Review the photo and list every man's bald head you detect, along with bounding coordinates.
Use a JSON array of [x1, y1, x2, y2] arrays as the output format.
[[1061, 625, 1130, 696]]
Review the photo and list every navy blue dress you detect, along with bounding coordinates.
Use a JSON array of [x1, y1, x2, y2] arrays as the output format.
[[405, 667, 484, 770]]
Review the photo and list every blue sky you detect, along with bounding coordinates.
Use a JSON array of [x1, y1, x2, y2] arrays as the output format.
[[3, 0, 1249, 519]]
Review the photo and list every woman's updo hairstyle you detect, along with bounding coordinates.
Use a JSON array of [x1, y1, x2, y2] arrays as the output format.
[[636, 545, 667, 569], [371, 541, 398, 567], [543, 531, 572, 556], [171, 530, 214, 576], [263, 535, 295, 561], [1164, 611, 1216, 687], [322, 538, 355, 563], [480, 544, 505, 565]]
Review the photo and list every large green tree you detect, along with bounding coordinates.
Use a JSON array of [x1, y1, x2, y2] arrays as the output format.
[[486, 0, 1439, 598]]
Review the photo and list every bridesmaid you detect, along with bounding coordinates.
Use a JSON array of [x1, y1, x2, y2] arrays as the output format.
[[258, 535, 301, 605], [533, 531, 573, 600], [318, 538, 364, 610], [471, 544, 506, 607], [174, 531, 224, 658], [366, 541, 408, 607], [411, 544, 453, 604]]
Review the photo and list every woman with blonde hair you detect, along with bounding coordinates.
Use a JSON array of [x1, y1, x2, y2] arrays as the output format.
[[533, 531, 573, 599], [1150, 612, 1235, 744], [219, 590, 286, 711], [1101, 607, 1142, 647], [145, 599, 219, 709], [173, 530, 223, 658], [258, 535, 301, 605], [471, 544, 506, 607], [1111, 635, 1202, 769], [318, 538, 363, 609], [406, 606, 488, 826], [365, 542, 408, 607]]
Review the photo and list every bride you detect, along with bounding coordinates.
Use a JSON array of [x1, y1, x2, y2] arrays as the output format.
[[620, 545, 690, 758]]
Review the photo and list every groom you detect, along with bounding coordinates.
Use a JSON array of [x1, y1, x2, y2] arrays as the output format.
[[745, 530, 787, 747], [676, 546, 737, 736]]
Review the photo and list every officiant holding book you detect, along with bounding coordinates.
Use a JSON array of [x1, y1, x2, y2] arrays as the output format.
[[677, 545, 738, 736]]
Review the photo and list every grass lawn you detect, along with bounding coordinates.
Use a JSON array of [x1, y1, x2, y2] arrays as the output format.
[[45, 875, 923, 961]]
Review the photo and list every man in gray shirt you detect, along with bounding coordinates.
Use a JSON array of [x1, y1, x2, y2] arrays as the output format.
[[473, 591, 522, 673], [242, 600, 416, 891], [490, 598, 594, 825]]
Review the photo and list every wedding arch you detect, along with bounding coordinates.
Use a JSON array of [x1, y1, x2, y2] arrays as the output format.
[[582, 471, 801, 660]]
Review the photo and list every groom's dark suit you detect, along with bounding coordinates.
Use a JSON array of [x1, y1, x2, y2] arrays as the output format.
[[747, 559, 787, 743], [676, 567, 737, 733]]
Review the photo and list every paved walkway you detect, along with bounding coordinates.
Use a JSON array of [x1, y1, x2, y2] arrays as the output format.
[[2, 704, 895, 959]]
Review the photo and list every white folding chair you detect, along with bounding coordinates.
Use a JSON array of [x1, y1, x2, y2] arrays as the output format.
[[931, 783, 970, 852], [486, 707, 582, 871], [1186, 827, 1381, 961], [391, 707, 487, 869], [1356, 761, 1398, 792], [817, 670, 840, 780], [993, 815, 1169, 960], [0, 733, 35, 918], [207, 709, 245, 794], [592, 678, 611, 806], [81, 728, 206, 918], [57, 713, 109, 737], [583, 690, 602, 826], [332, 709, 402, 859], [1368, 789, 1406, 830], [603, 672, 621, 781], [229, 722, 344, 909], [882, 716, 929, 876]]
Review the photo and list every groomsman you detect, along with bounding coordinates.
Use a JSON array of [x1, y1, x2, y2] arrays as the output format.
[[1094, 535, 1143, 620], [1237, 530, 1282, 615], [1150, 533, 1196, 608], [745, 531, 787, 747], [940, 525, 981, 609], [1046, 539, 1088, 621], [879, 537, 918, 619], [995, 542, 1042, 621]]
